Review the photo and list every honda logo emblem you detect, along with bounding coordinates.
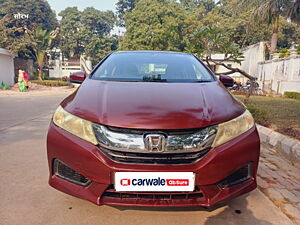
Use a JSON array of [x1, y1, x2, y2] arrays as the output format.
[[144, 134, 166, 152]]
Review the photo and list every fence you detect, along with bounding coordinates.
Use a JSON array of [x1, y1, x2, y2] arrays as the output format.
[[258, 55, 300, 94]]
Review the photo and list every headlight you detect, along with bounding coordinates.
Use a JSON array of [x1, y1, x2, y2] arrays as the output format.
[[212, 110, 254, 147], [53, 106, 98, 145]]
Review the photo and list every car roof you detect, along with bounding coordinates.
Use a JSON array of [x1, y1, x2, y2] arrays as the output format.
[[112, 50, 193, 56]]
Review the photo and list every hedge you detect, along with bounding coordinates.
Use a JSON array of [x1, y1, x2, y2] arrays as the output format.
[[284, 91, 300, 100], [31, 80, 70, 87]]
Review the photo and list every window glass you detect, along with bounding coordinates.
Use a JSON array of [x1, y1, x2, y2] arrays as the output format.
[[92, 52, 214, 82]]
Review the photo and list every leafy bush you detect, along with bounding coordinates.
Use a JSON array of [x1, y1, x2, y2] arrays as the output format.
[[277, 48, 290, 58], [31, 80, 70, 87], [246, 105, 270, 127], [47, 77, 69, 81], [284, 91, 300, 100]]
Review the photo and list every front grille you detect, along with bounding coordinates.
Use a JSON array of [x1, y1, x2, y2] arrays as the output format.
[[102, 185, 204, 200], [100, 146, 210, 164], [93, 124, 217, 165], [53, 159, 91, 186]]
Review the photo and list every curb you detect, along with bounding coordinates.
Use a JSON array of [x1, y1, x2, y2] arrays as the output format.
[[0, 86, 75, 96], [257, 124, 300, 169]]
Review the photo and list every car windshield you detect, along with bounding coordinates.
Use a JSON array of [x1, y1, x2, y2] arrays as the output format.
[[91, 52, 214, 82]]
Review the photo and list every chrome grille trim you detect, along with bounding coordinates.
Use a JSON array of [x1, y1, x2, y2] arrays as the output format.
[[92, 124, 217, 153], [92, 124, 217, 164]]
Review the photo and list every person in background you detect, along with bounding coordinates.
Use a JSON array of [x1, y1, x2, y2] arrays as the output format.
[[18, 69, 27, 92], [23, 70, 29, 89], [18, 69, 24, 82]]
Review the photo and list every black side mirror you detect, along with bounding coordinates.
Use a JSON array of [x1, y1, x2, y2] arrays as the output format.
[[219, 75, 234, 87]]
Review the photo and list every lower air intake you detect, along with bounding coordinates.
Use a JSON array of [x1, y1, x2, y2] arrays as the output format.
[[53, 159, 91, 186], [218, 163, 252, 188]]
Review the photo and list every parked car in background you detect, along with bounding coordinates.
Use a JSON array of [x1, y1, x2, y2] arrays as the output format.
[[47, 51, 260, 208]]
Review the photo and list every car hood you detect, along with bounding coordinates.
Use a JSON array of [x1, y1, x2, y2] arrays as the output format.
[[61, 79, 245, 130]]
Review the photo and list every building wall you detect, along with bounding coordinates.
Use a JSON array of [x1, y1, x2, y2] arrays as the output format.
[[14, 58, 34, 80], [241, 42, 265, 78], [49, 56, 92, 78], [49, 59, 81, 78], [208, 42, 299, 94], [0, 48, 15, 86], [258, 55, 300, 94], [211, 42, 266, 84]]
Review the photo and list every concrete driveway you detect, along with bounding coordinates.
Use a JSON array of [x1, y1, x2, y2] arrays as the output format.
[[0, 90, 294, 225]]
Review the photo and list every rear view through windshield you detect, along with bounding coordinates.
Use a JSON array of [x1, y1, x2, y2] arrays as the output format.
[[92, 52, 214, 82]]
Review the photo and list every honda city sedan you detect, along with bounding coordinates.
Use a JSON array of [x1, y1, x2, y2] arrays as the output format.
[[47, 51, 260, 208]]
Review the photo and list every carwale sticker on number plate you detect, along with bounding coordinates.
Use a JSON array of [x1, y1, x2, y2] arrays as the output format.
[[114, 172, 195, 192]]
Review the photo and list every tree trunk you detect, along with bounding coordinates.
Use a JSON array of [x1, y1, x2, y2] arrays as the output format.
[[205, 56, 212, 70], [38, 69, 43, 81], [244, 80, 255, 104], [211, 58, 256, 102], [270, 15, 279, 53]]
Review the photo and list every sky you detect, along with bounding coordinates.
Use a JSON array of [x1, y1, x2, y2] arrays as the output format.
[[47, 0, 118, 16]]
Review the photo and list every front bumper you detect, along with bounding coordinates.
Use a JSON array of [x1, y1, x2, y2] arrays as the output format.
[[47, 122, 260, 207]]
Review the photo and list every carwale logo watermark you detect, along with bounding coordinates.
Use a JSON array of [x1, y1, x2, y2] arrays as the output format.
[[120, 177, 189, 186], [14, 13, 29, 20], [115, 172, 195, 192]]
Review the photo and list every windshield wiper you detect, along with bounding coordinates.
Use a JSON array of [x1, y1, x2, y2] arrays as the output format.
[[142, 74, 167, 82], [193, 80, 210, 83]]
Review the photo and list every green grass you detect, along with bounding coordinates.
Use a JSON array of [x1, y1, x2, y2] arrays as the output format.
[[235, 95, 300, 140]]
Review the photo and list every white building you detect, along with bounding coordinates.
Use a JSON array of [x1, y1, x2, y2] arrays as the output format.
[[209, 42, 266, 83], [258, 53, 300, 94], [241, 42, 266, 78], [48, 49, 92, 78], [210, 42, 300, 94], [0, 48, 15, 86]]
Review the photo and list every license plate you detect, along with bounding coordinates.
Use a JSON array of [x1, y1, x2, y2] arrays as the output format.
[[114, 172, 195, 192]]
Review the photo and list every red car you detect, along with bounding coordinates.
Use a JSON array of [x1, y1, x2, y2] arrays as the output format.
[[47, 51, 260, 208]]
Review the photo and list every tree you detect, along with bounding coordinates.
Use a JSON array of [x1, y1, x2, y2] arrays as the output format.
[[29, 27, 59, 80], [81, 7, 116, 64], [85, 37, 118, 65], [288, 0, 300, 25], [0, 0, 58, 56], [186, 26, 256, 100], [277, 17, 300, 49], [180, 0, 215, 12], [184, 0, 272, 49], [120, 0, 187, 51], [116, 0, 136, 25], [0, 0, 8, 18], [59, 7, 116, 64], [240, 0, 299, 52], [59, 7, 84, 58], [81, 8, 115, 36], [186, 0, 299, 50]]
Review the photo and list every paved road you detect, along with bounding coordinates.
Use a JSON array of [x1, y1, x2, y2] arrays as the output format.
[[0, 90, 71, 130], [0, 91, 294, 225]]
